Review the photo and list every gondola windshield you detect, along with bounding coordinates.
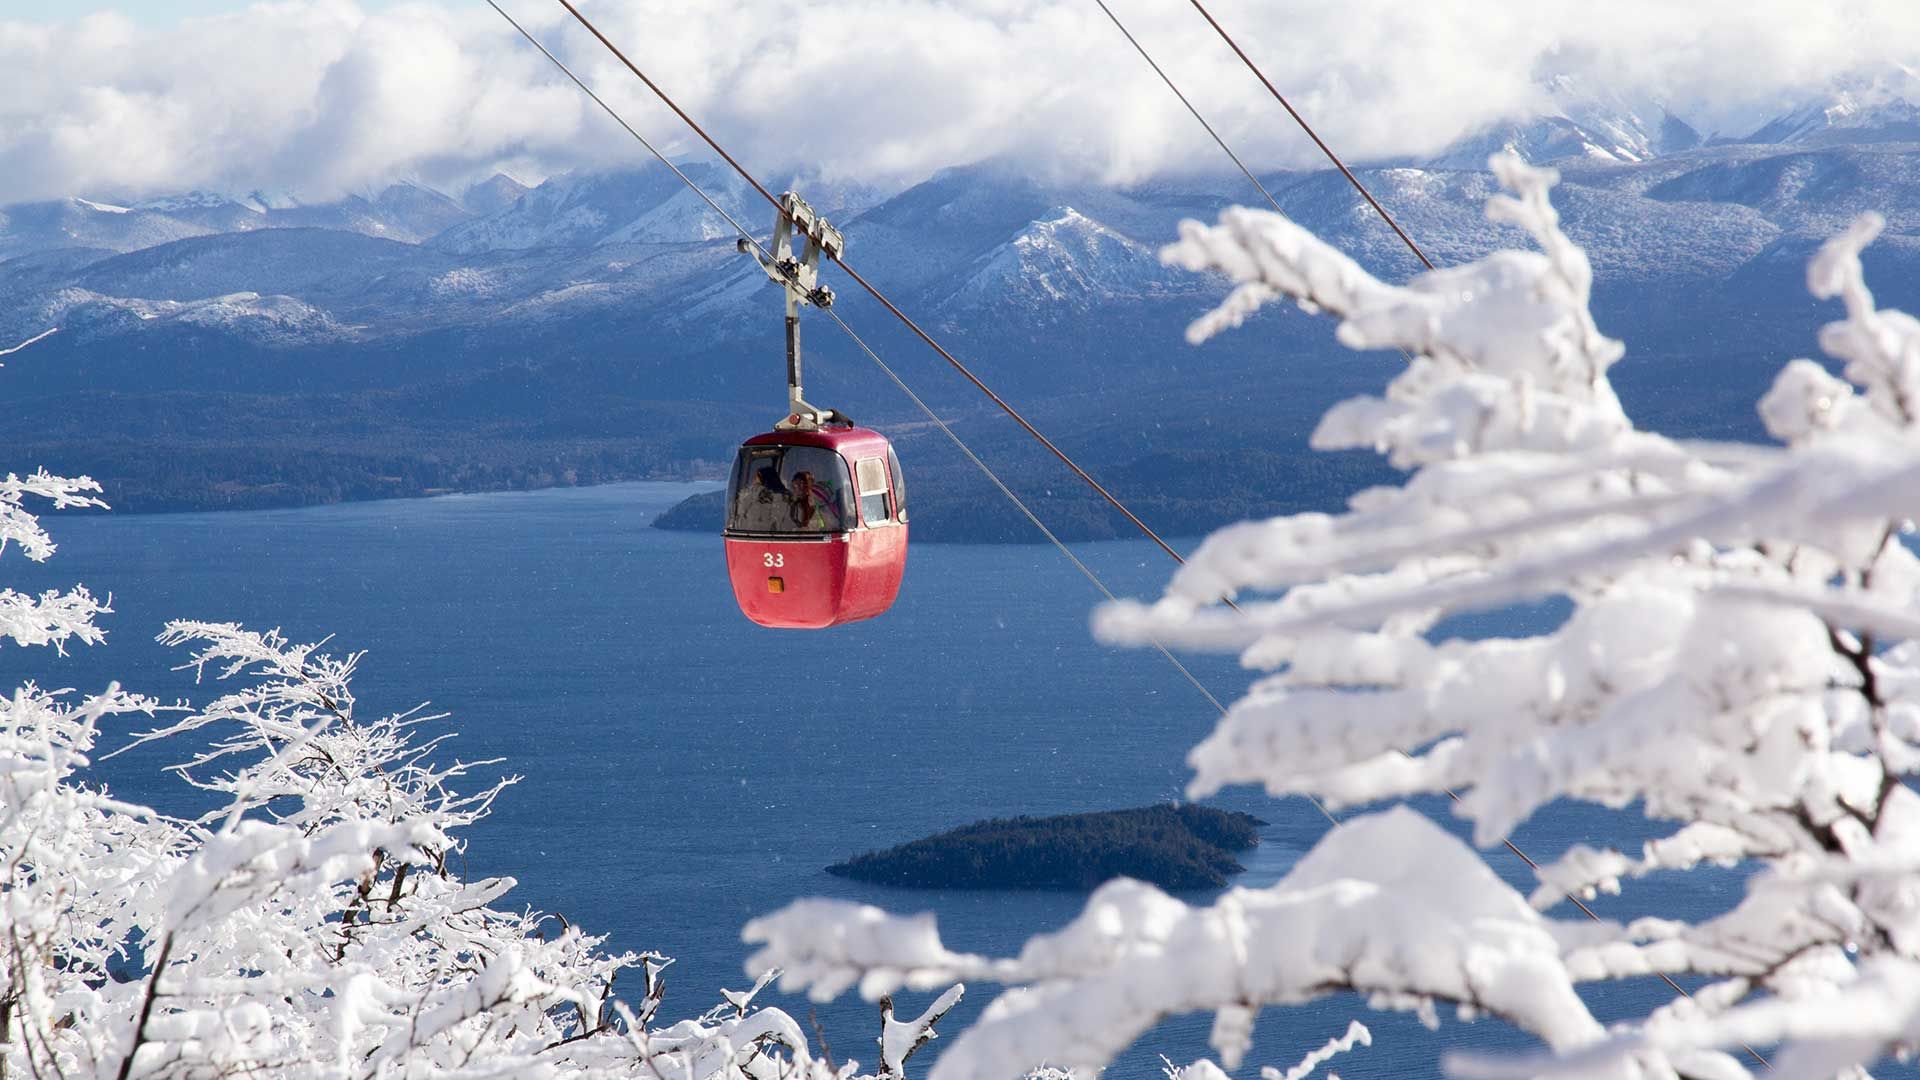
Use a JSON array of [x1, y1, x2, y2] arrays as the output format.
[[727, 445, 854, 534]]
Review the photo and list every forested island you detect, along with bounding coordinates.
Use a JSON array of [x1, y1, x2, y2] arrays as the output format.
[[827, 804, 1264, 891]]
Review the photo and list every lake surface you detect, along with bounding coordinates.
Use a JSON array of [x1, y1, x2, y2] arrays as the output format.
[[0, 482, 1849, 1078]]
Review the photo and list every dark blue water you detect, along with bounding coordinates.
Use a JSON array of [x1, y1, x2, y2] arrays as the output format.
[[0, 483, 1830, 1077]]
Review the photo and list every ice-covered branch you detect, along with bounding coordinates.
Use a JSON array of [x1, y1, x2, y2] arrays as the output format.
[[0, 463, 930, 1077], [749, 809, 1603, 1080], [1262, 1020, 1370, 1080], [0, 468, 106, 562], [879, 985, 965, 1078], [1163, 154, 1628, 474]]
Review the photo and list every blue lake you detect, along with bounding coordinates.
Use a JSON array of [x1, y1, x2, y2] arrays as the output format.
[[0, 482, 1854, 1078]]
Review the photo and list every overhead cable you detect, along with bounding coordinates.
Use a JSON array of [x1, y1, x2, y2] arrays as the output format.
[[1184, 0, 1436, 271]]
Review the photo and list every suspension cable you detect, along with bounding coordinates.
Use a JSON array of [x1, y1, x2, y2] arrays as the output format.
[[1090, 0, 1283, 217], [1183, 0, 1435, 272], [487, 3, 763, 250], [486, 1, 1218, 717], [822, 303, 1354, 822], [1091, 0, 1419, 374], [824, 308, 1228, 721], [821, 307, 1321, 807], [507, 0, 1629, 902]]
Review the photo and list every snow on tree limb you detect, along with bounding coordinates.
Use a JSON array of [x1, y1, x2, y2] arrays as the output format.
[[1162, 154, 1628, 476], [748, 808, 1603, 1080], [1262, 1020, 1370, 1080], [0, 470, 110, 654], [879, 984, 965, 1077]]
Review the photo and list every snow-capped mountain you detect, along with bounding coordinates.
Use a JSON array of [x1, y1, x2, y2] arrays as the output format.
[[41, 287, 345, 345], [432, 164, 882, 254], [219, 182, 476, 244], [347, 182, 474, 241], [603, 182, 758, 245], [2, 182, 499, 260], [134, 192, 279, 233], [0, 197, 213, 258], [4, 123, 1920, 520], [1428, 75, 1698, 169], [1746, 68, 1920, 146], [461, 173, 532, 216], [940, 207, 1192, 315], [430, 167, 720, 253]]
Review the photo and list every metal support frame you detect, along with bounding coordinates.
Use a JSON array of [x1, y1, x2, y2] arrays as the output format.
[[739, 191, 845, 430]]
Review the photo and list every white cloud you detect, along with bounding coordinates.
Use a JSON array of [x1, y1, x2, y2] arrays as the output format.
[[0, 0, 1915, 204]]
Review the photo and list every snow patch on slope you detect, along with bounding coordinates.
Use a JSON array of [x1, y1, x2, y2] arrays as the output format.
[[0, 199, 213, 258], [1429, 75, 1692, 169], [428, 268, 506, 299], [943, 207, 1188, 313], [602, 186, 740, 244], [41, 287, 344, 344], [1747, 68, 1920, 145]]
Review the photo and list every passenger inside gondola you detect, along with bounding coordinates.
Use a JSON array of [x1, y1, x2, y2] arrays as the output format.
[[728, 445, 852, 534]]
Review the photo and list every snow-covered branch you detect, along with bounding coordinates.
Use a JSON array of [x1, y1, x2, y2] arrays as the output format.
[[748, 809, 1603, 1080], [1263, 1020, 1370, 1080]]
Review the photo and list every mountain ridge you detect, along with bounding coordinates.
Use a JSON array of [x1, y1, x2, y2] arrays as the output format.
[[5, 123, 1919, 531]]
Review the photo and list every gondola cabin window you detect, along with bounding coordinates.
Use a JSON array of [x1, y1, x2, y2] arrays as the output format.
[[888, 448, 907, 522], [855, 457, 892, 525]]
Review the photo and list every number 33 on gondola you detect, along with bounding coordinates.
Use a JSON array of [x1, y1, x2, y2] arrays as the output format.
[[722, 192, 908, 629]]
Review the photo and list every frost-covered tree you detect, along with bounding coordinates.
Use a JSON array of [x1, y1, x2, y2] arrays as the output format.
[[0, 473, 958, 1077], [743, 154, 1920, 1079]]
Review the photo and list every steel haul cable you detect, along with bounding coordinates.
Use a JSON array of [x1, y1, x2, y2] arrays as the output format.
[[1094, 0, 1578, 878], [1183, 0, 1434, 272], [1091, 0, 1283, 216], [1091, 0, 1419, 371], [492, 2, 1675, 976]]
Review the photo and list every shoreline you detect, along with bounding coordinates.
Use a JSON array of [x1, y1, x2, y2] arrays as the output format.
[[54, 474, 1224, 546], [47, 474, 725, 519]]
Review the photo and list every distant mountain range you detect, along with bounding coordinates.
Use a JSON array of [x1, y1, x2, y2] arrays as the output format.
[[1425, 66, 1920, 168], [4, 79, 1918, 538]]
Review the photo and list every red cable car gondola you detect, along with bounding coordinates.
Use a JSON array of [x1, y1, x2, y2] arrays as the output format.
[[723, 192, 907, 629]]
